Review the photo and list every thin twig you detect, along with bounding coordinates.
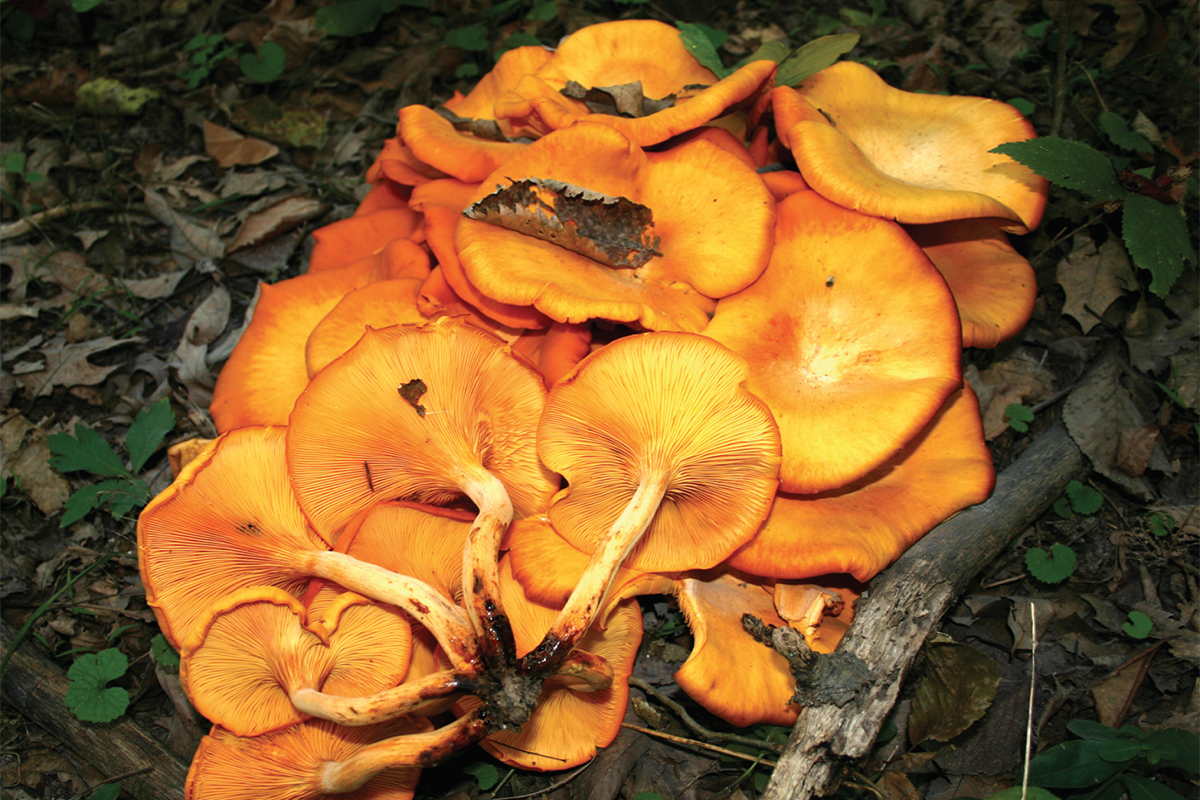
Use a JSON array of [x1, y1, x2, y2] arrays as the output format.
[[1049, 0, 1074, 138], [628, 676, 785, 754], [621, 723, 778, 768], [491, 762, 593, 800], [70, 767, 154, 800], [0, 201, 115, 241]]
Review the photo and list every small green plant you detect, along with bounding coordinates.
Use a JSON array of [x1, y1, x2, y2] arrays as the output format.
[[1004, 402, 1036, 432], [1147, 512, 1176, 538], [1122, 610, 1153, 639], [1026, 542, 1077, 583], [89, 784, 123, 800], [150, 633, 181, 668], [463, 761, 500, 791], [990, 135, 1196, 297], [316, 0, 428, 37], [1053, 479, 1104, 519], [838, 0, 901, 30], [2, 151, 45, 184], [48, 399, 175, 526], [65, 647, 130, 723], [178, 35, 285, 89], [1027, 719, 1198, 799]]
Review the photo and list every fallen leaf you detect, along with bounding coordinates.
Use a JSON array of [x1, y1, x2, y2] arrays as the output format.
[[1166, 349, 1199, 409], [227, 195, 326, 252], [203, 119, 280, 168], [1091, 642, 1165, 727], [74, 229, 110, 250], [184, 286, 231, 347], [908, 642, 1000, 745], [0, 413, 72, 515], [877, 771, 921, 800], [169, 287, 231, 409], [1057, 236, 1138, 331], [1115, 425, 1160, 476], [119, 269, 190, 300], [0, 304, 39, 320], [1007, 597, 1056, 652], [1, 246, 109, 306], [218, 169, 288, 198], [1063, 348, 1174, 500], [143, 188, 225, 268], [969, 350, 1056, 439], [16, 334, 143, 398]]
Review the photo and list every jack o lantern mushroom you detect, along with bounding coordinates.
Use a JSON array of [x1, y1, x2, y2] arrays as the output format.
[[455, 122, 774, 333], [704, 189, 962, 493], [524, 331, 780, 673], [286, 319, 558, 662], [304, 279, 430, 378], [773, 63, 1047, 233]]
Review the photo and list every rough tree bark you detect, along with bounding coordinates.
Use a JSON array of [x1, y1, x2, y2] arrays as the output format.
[[762, 423, 1086, 800]]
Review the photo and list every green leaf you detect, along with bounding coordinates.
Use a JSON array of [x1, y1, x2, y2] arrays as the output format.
[[65, 648, 130, 723], [739, 39, 790, 68], [1099, 111, 1152, 153], [1144, 728, 1199, 773], [454, 62, 479, 78], [525, 0, 558, 21], [1010, 97, 1036, 116], [1029, 740, 1125, 788], [101, 478, 151, 519], [444, 22, 489, 52], [676, 22, 731, 79], [151, 633, 181, 668], [90, 784, 122, 800], [985, 788, 1063, 800], [2, 152, 27, 173], [1122, 609, 1153, 639], [991, 138, 1127, 200], [60, 479, 129, 527], [1004, 403, 1035, 432], [632, 794, 667, 800], [1123, 193, 1196, 297], [1053, 496, 1074, 520], [776, 33, 859, 86], [1068, 719, 1122, 742], [125, 399, 174, 473], [463, 761, 499, 791], [1147, 512, 1175, 538], [1098, 736, 1144, 762], [239, 41, 286, 83], [501, 32, 542, 50], [48, 424, 129, 477], [1025, 543, 1077, 584], [908, 642, 1000, 745], [316, 0, 384, 37], [6, 10, 35, 40], [1065, 480, 1103, 514], [72, 0, 104, 10], [1123, 775, 1186, 800]]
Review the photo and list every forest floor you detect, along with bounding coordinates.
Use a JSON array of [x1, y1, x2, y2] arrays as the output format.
[[1, 1, 1198, 799]]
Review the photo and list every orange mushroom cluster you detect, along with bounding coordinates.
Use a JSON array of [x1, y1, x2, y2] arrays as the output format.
[[140, 19, 1046, 798]]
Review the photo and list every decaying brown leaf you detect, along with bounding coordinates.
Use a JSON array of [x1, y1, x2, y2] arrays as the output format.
[[227, 195, 326, 253], [560, 80, 676, 118], [15, 334, 143, 398], [0, 413, 72, 515], [203, 119, 280, 167], [1057, 237, 1137, 332], [907, 642, 1000, 746], [144, 188, 225, 267], [465, 178, 662, 268], [967, 351, 1056, 440]]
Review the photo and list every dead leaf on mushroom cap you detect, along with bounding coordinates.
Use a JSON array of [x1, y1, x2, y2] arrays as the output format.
[[464, 178, 662, 269]]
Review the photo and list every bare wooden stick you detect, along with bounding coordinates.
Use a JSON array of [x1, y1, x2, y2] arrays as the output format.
[[761, 422, 1085, 800], [0, 620, 190, 800]]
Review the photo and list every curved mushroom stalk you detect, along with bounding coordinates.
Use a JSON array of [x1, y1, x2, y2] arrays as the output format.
[[287, 320, 559, 667], [522, 332, 781, 674], [291, 669, 472, 726], [138, 425, 483, 674]]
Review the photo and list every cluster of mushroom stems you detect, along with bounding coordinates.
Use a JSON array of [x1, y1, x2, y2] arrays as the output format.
[[137, 19, 1048, 800]]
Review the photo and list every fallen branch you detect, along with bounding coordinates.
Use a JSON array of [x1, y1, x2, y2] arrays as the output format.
[[0, 619, 190, 800], [0, 201, 115, 241], [762, 422, 1086, 800]]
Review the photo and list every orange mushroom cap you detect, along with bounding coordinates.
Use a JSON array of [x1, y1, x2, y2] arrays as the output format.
[[354, 179, 411, 217], [398, 105, 527, 184], [304, 279, 430, 378], [775, 64, 1047, 232], [181, 587, 411, 737], [365, 135, 449, 188], [461, 559, 643, 771], [415, 266, 526, 342], [726, 385, 994, 582], [186, 716, 435, 800], [210, 239, 431, 432], [442, 45, 554, 136], [704, 190, 963, 494], [455, 122, 773, 332], [509, 321, 593, 389], [674, 572, 800, 727], [906, 219, 1037, 348], [308, 207, 425, 274]]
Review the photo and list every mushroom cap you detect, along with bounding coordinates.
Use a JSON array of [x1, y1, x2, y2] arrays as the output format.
[[304, 279, 430, 378], [704, 189, 963, 494], [354, 179, 411, 217], [181, 587, 411, 737], [906, 219, 1036, 348], [442, 45, 554, 131], [455, 122, 774, 332], [674, 572, 799, 727], [398, 105, 527, 183], [776, 63, 1047, 232], [509, 321, 593, 389], [308, 207, 424, 274], [505, 515, 674, 618], [186, 717, 430, 800], [287, 319, 558, 543], [415, 267, 526, 342], [366, 135, 449, 188], [464, 559, 643, 771], [493, 21, 777, 146], [538, 332, 781, 571], [210, 239, 431, 432], [726, 385, 994, 582], [138, 426, 328, 648]]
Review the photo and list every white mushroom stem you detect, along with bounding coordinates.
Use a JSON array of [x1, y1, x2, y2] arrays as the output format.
[[291, 669, 467, 726], [458, 464, 516, 665], [305, 550, 481, 673], [524, 468, 670, 674], [321, 709, 487, 793]]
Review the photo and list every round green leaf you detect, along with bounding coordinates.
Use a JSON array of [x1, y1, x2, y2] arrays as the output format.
[[1025, 544, 1077, 584], [1122, 609, 1152, 639], [1065, 480, 1103, 514], [239, 41, 285, 84]]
